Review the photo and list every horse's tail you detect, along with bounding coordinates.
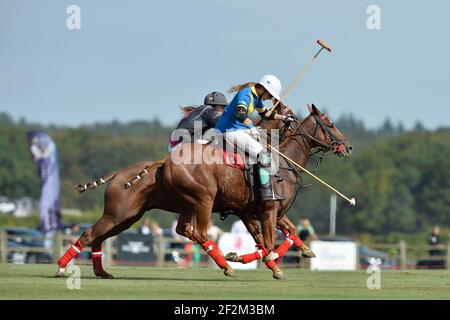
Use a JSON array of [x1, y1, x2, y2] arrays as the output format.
[[123, 159, 166, 190], [76, 172, 117, 194]]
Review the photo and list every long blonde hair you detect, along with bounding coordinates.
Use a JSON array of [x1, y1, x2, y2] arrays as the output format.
[[227, 82, 256, 94]]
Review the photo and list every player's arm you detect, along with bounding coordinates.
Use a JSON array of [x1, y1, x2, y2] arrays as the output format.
[[234, 91, 254, 128]]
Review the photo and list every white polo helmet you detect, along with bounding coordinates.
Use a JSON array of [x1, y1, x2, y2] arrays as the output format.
[[258, 74, 282, 100]]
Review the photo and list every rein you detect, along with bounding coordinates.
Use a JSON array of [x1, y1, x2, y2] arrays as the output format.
[[287, 113, 344, 154], [258, 107, 334, 182], [267, 109, 343, 218]]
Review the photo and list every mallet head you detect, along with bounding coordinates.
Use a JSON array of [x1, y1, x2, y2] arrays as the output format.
[[349, 197, 356, 207], [317, 39, 332, 52]]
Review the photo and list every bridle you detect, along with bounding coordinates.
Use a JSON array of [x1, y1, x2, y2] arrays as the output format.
[[256, 106, 348, 219], [258, 104, 345, 153], [286, 112, 346, 155], [258, 105, 347, 179]]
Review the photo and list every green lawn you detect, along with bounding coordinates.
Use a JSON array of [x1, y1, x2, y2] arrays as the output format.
[[0, 264, 449, 300]]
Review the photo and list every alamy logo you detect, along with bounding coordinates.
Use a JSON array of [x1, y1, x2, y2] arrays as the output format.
[[169, 121, 280, 173], [367, 5, 381, 30], [66, 5, 81, 30], [366, 258, 381, 289], [66, 265, 81, 290]]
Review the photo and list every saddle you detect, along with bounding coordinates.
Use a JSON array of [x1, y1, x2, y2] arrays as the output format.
[[197, 137, 283, 204], [214, 140, 282, 203], [221, 148, 245, 170]]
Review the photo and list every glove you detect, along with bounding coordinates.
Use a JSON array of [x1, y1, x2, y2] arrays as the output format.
[[246, 127, 260, 140], [282, 116, 295, 124]]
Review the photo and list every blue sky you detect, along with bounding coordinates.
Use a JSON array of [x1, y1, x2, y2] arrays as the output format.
[[1, 0, 449, 129]]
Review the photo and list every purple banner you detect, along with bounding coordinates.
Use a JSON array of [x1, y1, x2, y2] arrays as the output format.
[[27, 131, 62, 233]]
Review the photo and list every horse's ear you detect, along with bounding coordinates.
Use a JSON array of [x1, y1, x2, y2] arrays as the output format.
[[307, 104, 313, 114], [311, 103, 320, 115]]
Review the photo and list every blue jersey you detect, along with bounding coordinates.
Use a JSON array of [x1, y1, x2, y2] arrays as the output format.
[[215, 86, 266, 132]]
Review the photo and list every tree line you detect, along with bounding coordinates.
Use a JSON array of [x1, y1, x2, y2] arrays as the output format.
[[1, 111, 448, 235]]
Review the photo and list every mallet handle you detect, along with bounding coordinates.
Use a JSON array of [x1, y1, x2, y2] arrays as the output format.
[[268, 144, 356, 206], [266, 40, 331, 115]]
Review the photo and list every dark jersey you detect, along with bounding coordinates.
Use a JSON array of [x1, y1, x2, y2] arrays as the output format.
[[175, 105, 220, 140], [428, 234, 445, 256]]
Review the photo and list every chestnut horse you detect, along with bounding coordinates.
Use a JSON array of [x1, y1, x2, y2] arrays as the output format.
[[55, 104, 352, 280], [155, 104, 352, 278], [54, 103, 293, 279]]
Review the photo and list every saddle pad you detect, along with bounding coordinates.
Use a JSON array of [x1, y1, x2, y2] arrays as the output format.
[[222, 149, 245, 170]]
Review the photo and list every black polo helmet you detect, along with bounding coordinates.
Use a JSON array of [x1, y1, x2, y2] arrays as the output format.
[[204, 91, 228, 107]]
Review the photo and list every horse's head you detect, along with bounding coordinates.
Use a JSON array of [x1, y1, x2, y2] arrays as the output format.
[[298, 104, 352, 157], [258, 102, 352, 157]]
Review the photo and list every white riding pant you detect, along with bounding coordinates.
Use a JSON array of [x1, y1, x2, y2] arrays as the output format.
[[224, 130, 263, 165]]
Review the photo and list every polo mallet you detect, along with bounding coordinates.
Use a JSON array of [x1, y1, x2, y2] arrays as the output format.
[[268, 144, 356, 207], [267, 39, 332, 114], [314, 39, 332, 58], [242, 39, 354, 205], [261, 40, 356, 207]]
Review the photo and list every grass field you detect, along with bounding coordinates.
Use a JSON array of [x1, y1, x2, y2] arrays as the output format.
[[0, 263, 449, 300]]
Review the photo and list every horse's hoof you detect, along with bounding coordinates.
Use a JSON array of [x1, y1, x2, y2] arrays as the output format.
[[55, 267, 66, 278], [95, 271, 114, 279], [301, 249, 316, 258], [224, 266, 236, 278], [225, 252, 237, 261], [269, 265, 285, 280], [272, 271, 286, 280], [225, 252, 241, 262]]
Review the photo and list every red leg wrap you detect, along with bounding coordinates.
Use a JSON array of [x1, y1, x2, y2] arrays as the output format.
[[265, 259, 277, 269], [58, 240, 83, 268], [280, 228, 304, 248], [275, 238, 294, 258], [288, 233, 304, 248], [201, 240, 228, 269], [240, 246, 268, 264], [92, 251, 104, 274]]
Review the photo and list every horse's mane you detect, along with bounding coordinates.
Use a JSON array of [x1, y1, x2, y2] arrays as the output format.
[[255, 101, 297, 127], [277, 108, 312, 150], [180, 105, 197, 114]]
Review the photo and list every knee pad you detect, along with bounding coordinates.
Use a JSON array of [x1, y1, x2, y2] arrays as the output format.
[[259, 152, 271, 166], [258, 167, 271, 185]]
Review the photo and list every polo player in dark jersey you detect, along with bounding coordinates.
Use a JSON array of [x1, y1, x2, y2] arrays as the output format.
[[168, 91, 228, 151]]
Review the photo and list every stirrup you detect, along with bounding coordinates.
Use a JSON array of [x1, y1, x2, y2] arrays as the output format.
[[259, 186, 285, 201]]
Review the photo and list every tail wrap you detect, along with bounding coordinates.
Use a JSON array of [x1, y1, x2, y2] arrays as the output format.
[[124, 165, 151, 189], [123, 159, 165, 189], [76, 172, 116, 193]]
